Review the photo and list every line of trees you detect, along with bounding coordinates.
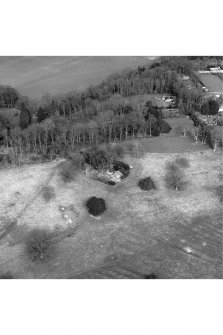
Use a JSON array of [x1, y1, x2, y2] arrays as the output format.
[[1, 57, 218, 165], [185, 112, 222, 150], [0, 101, 172, 164], [0, 86, 20, 108]]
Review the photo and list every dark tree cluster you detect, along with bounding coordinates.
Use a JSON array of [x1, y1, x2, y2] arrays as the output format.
[[0, 85, 19, 108], [84, 144, 124, 171], [201, 100, 219, 115], [86, 197, 106, 216], [138, 177, 156, 191], [25, 228, 55, 262]]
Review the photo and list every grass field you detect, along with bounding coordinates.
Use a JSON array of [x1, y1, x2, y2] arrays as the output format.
[[197, 73, 223, 92], [0, 56, 154, 99], [131, 117, 207, 153], [0, 130, 221, 279]]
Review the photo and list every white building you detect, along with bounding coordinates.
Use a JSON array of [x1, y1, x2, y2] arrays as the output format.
[[209, 67, 222, 73]]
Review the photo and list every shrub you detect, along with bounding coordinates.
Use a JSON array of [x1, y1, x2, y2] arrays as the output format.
[[69, 153, 84, 170], [164, 162, 186, 191], [86, 197, 106, 216], [107, 180, 116, 186], [124, 142, 135, 154], [144, 273, 158, 279], [25, 228, 55, 262], [41, 185, 55, 202], [174, 157, 190, 168], [138, 177, 156, 191], [58, 161, 76, 182]]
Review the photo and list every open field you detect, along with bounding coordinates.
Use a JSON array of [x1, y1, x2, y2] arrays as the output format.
[[197, 73, 223, 92], [0, 56, 154, 99], [124, 117, 207, 154], [0, 132, 221, 278]]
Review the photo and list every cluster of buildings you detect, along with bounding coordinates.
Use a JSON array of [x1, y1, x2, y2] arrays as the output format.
[[197, 66, 223, 74], [155, 95, 176, 104]]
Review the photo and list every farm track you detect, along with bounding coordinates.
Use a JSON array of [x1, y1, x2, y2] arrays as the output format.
[[0, 164, 58, 241], [1, 211, 221, 278], [62, 231, 221, 279]]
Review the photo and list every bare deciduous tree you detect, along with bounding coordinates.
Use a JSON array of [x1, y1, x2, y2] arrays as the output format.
[[164, 162, 186, 191]]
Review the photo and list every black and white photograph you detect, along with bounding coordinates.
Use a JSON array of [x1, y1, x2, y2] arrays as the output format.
[[0, 56, 222, 279], [0, 1, 222, 334]]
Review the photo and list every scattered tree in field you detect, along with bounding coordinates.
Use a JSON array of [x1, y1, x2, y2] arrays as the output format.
[[41, 185, 55, 202], [124, 141, 144, 158], [58, 161, 76, 183], [132, 141, 145, 158], [68, 152, 85, 170], [86, 197, 106, 216], [25, 229, 55, 262], [138, 177, 156, 191], [188, 125, 201, 144], [174, 157, 190, 168], [210, 129, 222, 151], [164, 162, 186, 191]]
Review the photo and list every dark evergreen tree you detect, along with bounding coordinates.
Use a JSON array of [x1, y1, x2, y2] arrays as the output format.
[[19, 102, 31, 129]]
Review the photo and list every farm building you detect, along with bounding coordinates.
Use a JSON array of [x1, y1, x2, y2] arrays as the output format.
[[209, 66, 223, 73], [218, 104, 223, 114], [161, 95, 175, 103]]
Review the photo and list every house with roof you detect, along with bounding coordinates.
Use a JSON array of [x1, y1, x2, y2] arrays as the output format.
[[218, 104, 223, 115]]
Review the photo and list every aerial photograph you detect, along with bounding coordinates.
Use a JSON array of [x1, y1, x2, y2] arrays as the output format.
[[0, 56, 222, 279]]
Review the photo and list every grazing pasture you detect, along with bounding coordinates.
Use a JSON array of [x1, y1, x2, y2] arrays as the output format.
[[0, 140, 221, 278], [197, 73, 223, 92]]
